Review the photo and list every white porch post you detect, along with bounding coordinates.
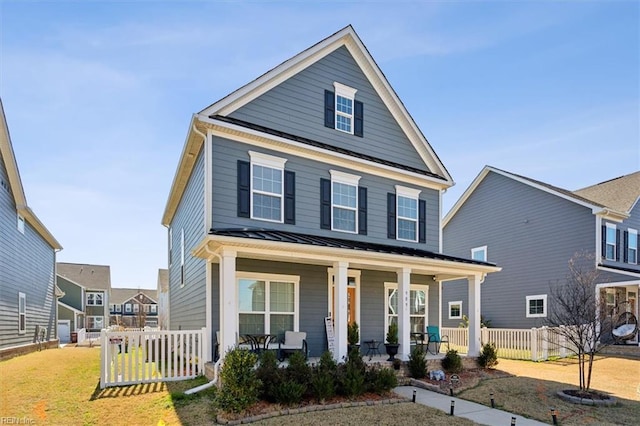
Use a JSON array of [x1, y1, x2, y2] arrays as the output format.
[[334, 261, 349, 362], [205, 260, 213, 362], [397, 267, 411, 360], [219, 249, 237, 358], [467, 274, 482, 356]]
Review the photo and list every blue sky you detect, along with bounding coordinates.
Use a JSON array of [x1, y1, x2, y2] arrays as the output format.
[[1, 1, 638, 289]]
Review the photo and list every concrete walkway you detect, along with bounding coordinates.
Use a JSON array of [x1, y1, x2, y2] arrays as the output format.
[[394, 386, 548, 426]]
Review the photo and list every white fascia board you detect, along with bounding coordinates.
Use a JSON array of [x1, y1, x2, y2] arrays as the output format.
[[596, 265, 640, 279], [200, 115, 449, 190]]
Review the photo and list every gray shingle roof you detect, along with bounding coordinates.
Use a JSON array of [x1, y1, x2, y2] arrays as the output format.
[[573, 171, 640, 214], [56, 262, 111, 291], [110, 288, 157, 304]]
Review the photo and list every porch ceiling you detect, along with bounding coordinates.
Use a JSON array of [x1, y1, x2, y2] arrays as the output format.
[[192, 228, 501, 280]]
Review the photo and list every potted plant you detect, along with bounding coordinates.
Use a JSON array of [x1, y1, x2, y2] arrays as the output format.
[[385, 322, 399, 361], [347, 321, 360, 353]]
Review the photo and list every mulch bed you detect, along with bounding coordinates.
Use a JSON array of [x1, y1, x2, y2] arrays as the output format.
[[411, 368, 511, 394]]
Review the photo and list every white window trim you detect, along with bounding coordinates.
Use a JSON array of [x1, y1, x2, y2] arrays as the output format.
[[448, 300, 462, 320], [180, 228, 185, 287], [526, 294, 547, 318], [249, 151, 286, 223], [384, 282, 430, 339], [628, 228, 638, 265], [605, 223, 617, 260], [86, 292, 104, 306], [18, 292, 26, 334], [116, 304, 122, 313], [17, 213, 25, 234], [333, 82, 357, 135], [237, 272, 300, 334], [168, 227, 173, 267], [150, 305, 157, 314], [330, 170, 360, 234], [326, 268, 361, 328], [471, 246, 488, 262], [133, 304, 140, 313], [125, 303, 132, 313], [395, 185, 420, 243], [87, 316, 104, 329]]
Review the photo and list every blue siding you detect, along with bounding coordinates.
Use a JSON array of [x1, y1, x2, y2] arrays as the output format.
[[601, 201, 640, 274], [168, 147, 207, 331], [229, 46, 430, 174], [0, 152, 57, 349], [443, 171, 598, 329], [211, 137, 441, 252]]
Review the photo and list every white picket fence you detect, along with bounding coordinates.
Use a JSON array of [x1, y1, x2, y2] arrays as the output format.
[[442, 326, 572, 361], [100, 328, 206, 388]]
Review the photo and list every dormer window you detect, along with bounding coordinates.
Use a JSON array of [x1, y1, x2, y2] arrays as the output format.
[[324, 83, 363, 137]]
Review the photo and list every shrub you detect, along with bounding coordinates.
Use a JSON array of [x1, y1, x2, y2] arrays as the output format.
[[317, 350, 338, 373], [256, 349, 282, 402], [338, 349, 366, 398], [347, 321, 359, 346], [478, 343, 499, 369], [272, 379, 306, 405], [441, 349, 462, 374], [311, 369, 335, 402], [407, 347, 427, 378], [386, 322, 398, 345], [214, 348, 261, 413], [286, 350, 312, 390], [366, 367, 398, 394]]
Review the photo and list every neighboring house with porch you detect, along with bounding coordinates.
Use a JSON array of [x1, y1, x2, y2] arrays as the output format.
[[0, 99, 63, 359], [57, 263, 111, 332], [109, 288, 159, 328], [162, 26, 500, 363], [157, 269, 169, 330], [442, 166, 639, 346]]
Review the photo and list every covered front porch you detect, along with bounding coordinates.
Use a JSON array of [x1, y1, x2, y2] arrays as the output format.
[[194, 229, 500, 364]]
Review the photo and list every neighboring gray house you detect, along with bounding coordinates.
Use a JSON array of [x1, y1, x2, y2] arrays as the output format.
[[56, 275, 85, 341], [442, 166, 639, 346], [157, 269, 169, 330], [0, 99, 62, 358], [162, 26, 500, 363], [109, 288, 158, 328], [57, 263, 111, 332]]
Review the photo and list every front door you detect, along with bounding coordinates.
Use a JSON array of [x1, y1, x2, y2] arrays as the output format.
[[58, 320, 70, 343], [328, 272, 360, 327]]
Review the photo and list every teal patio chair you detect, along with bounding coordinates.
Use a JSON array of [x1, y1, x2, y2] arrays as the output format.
[[426, 325, 449, 355]]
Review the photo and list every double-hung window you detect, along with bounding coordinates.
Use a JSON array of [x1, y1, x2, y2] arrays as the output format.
[[605, 224, 617, 260], [526, 294, 547, 318], [18, 292, 26, 334], [627, 229, 638, 264], [396, 186, 420, 242], [238, 273, 299, 336], [448, 301, 462, 319], [87, 316, 104, 330], [87, 292, 103, 306], [333, 82, 357, 134], [330, 170, 360, 233], [125, 303, 132, 313], [250, 151, 286, 222], [384, 283, 429, 336]]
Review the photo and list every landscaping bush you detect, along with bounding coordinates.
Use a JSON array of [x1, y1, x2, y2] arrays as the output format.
[[256, 349, 282, 402], [441, 349, 462, 374], [478, 342, 499, 369], [214, 348, 261, 413], [272, 379, 306, 405], [311, 369, 335, 402], [338, 348, 366, 398], [286, 350, 312, 390], [366, 366, 398, 394], [407, 347, 427, 378]]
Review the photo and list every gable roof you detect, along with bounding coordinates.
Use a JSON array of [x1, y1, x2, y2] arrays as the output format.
[[573, 171, 640, 214], [110, 288, 157, 305], [56, 262, 111, 291], [443, 166, 629, 227], [0, 99, 62, 249], [162, 25, 452, 226]]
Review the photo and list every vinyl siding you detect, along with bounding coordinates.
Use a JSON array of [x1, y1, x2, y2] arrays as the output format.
[[601, 201, 640, 274], [442, 171, 597, 329], [0, 153, 57, 349], [228, 46, 430, 173], [168, 147, 207, 331], [211, 137, 440, 252], [57, 276, 83, 311]]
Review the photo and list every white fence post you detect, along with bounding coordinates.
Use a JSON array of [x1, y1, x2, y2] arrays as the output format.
[[531, 328, 538, 361], [541, 326, 549, 361], [99, 330, 106, 388], [559, 326, 567, 358]]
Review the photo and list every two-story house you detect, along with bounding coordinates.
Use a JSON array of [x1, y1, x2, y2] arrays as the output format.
[[109, 288, 158, 328], [57, 262, 111, 332], [442, 166, 639, 346], [0, 99, 62, 359], [162, 26, 500, 363]]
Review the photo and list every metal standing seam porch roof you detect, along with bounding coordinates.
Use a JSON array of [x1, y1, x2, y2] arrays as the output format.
[[208, 228, 496, 268]]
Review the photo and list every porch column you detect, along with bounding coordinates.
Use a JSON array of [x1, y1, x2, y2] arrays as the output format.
[[467, 274, 482, 356], [205, 260, 213, 362], [219, 249, 237, 358], [334, 261, 349, 362], [397, 268, 411, 360]]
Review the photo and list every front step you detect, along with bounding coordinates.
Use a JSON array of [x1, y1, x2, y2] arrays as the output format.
[[599, 343, 640, 358]]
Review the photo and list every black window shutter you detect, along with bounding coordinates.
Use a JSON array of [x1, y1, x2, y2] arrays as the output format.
[[284, 171, 295, 225], [387, 193, 396, 239], [623, 231, 629, 263], [616, 229, 621, 261], [324, 90, 335, 129], [418, 200, 426, 243], [354, 100, 364, 137], [320, 178, 331, 229], [358, 187, 367, 235], [601, 225, 606, 258], [237, 160, 250, 218]]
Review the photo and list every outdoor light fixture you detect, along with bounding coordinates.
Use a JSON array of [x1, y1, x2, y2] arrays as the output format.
[[511, 417, 516, 425], [450, 400, 455, 416], [490, 392, 495, 408], [551, 408, 558, 425], [412, 389, 416, 403]]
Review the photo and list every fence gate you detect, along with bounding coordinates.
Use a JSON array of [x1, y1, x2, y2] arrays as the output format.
[[100, 328, 206, 388]]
